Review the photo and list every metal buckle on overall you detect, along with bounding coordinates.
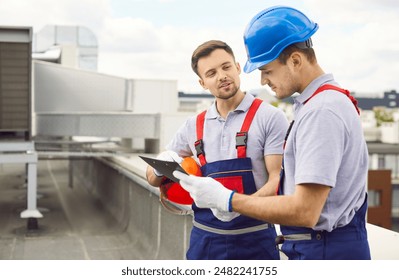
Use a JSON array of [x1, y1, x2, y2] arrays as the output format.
[[194, 139, 204, 156], [235, 132, 248, 148]]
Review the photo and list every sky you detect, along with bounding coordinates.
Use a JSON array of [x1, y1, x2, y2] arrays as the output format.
[[1, 0, 399, 96]]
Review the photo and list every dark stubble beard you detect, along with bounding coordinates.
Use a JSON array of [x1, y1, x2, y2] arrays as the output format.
[[216, 84, 240, 100]]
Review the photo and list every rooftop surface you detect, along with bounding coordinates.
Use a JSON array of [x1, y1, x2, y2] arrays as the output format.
[[0, 159, 140, 259]]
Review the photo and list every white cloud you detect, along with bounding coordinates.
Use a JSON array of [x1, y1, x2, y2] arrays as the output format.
[[298, 0, 399, 93], [1, 0, 399, 93], [0, 0, 109, 33], [100, 17, 161, 53]]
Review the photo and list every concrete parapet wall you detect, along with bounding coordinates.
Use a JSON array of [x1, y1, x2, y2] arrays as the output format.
[[71, 157, 192, 260]]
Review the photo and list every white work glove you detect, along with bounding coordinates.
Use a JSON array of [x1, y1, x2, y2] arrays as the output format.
[[173, 171, 234, 212], [153, 150, 183, 177], [211, 208, 240, 222]]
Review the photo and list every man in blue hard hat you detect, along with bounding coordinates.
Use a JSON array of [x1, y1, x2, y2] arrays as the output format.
[[174, 6, 371, 260]]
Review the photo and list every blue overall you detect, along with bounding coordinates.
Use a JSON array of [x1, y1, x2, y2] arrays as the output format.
[[186, 99, 280, 260], [277, 84, 371, 260], [280, 197, 370, 260]]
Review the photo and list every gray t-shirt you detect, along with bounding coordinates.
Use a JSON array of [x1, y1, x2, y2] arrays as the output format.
[[283, 73, 368, 232], [166, 93, 289, 189]]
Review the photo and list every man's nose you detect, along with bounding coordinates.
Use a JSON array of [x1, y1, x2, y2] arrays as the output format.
[[261, 75, 269, 86]]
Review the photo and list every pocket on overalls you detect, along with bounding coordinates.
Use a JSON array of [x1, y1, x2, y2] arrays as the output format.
[[281, 241, 302, 260], [214, 176, 244, 194]]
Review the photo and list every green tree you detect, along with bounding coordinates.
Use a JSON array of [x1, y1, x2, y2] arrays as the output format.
[[373, 107, 394, 127]]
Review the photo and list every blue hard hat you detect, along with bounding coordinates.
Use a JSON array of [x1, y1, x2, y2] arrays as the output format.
[[243, 6, 319, 73]]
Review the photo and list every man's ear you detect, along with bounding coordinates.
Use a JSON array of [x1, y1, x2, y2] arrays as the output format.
[[291, 52, 302, 68], [236, 62, 241, 74], [199, 79, 207, 90], [289, 52, 303, 72]]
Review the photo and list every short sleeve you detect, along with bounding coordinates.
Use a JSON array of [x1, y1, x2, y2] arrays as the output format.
[[294, 109, 347, 187], [264, 108, 289, 156]]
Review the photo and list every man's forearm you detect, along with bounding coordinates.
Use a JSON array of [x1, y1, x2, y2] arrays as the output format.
[[231, 192, 314, 227], [252, 176, 280, 197]]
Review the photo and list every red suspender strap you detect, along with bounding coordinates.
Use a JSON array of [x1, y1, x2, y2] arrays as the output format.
[[304, 84, 360, 115], [195, 98, 263, 164], [236, 98, 263, 158], [195, 110, 207, 166]]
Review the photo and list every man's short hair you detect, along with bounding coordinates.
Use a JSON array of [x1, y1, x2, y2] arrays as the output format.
[[278, 43, 317, 65], [191, 40, 235, 76]]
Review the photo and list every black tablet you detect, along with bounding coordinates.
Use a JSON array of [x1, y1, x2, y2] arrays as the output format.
[[139, 156, 187, 182]]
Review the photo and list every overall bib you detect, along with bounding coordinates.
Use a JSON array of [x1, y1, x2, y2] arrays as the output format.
[[277, 84, 371, 260], [186, 98, 280, 260]]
